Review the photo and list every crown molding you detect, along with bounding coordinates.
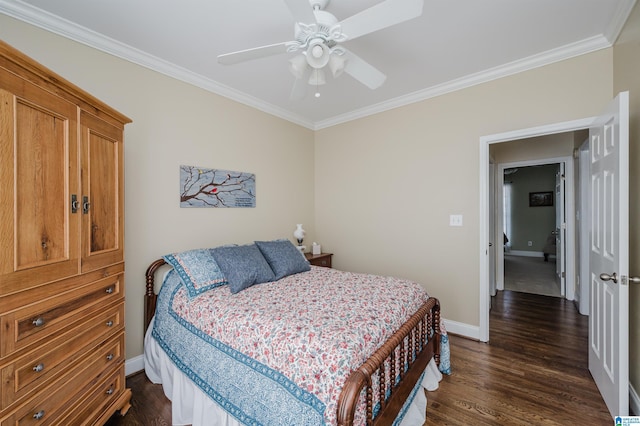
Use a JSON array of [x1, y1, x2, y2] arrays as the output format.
[[0, 0, 316, 129], [605, 0, 638, 44], [313, 34, 612, 130], [1, 0, 630, 131]]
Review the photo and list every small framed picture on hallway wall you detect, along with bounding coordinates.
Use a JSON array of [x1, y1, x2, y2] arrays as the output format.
[[529, 191, 553, 207]]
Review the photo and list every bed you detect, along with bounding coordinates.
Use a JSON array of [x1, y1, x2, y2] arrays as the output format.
[[143, 241, 446, 425]]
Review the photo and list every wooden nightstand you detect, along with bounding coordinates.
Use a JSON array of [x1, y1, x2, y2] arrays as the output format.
[[305, 252, 333, 268]]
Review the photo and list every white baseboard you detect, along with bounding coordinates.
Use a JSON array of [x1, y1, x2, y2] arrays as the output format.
[[125, 355, 144, 376], [507, 250, 544, 258], [630, 383, 640, 415], [443, 318, 480, 340], [506, 250, 557, 260]]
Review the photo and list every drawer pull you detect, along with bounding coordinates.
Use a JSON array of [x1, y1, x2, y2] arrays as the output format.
[[33, 410, 45, 420], [105, 387, 114, 395], [32, 363, 45, 372], [105, 286, 114, 294], [106, 320, 114, 327], [106, 353, 114, 361], [32, 317, 45, 327]]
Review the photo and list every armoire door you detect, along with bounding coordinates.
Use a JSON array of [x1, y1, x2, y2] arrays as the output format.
[[79, 111, 124, 272], [0, 81, 80, 295]]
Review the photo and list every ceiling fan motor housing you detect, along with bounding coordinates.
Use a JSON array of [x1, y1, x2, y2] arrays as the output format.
[[309, 0, 330, 11], [292, 8, 341, 69]]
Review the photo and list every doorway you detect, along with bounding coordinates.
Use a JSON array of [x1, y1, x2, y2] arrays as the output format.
[[498, 161, 568, 299], [478, 117, 593, 343]]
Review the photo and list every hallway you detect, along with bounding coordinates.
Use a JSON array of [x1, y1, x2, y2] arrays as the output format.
[[504, 254, 561, 297]]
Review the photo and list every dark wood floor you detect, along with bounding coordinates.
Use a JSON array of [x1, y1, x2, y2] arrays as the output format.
[[425, 290, 611, 425], [106, 290, 612, 425]]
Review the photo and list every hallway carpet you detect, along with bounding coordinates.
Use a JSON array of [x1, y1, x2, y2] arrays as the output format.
[[504, 254, 561, 297]]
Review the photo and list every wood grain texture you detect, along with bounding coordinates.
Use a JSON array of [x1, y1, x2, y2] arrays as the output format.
[[0, 39, 131, 423], [425, 290, 612, 425], [111, 290, 613, 425]]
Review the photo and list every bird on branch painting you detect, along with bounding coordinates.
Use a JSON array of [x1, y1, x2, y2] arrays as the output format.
[[179, 165, 255, 208]]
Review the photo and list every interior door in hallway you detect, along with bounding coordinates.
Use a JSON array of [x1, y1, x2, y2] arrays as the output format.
[[588, 91, 629, 417], [555, 162, 566, 297]]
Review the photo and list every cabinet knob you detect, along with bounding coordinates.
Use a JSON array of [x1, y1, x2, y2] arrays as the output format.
[[106, 320, 114, 327], [105, 387, 114, 395], [32, 317, 45, 327], [106, 353, 114, 361], [33, 410, 45, 420], [32, 363, 45, 372], [105, 286, 114, 294]]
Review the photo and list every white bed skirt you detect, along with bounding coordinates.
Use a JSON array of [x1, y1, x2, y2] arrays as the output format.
[[144, 318, 442, 426]]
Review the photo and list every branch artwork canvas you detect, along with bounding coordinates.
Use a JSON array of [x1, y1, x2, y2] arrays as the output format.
[[180, 165, 255, 208]]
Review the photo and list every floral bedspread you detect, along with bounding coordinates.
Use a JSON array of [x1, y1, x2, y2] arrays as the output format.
[[152, 266, 434, 425]]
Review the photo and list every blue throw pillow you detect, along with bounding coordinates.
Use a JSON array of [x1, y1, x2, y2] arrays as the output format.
[[211, 244, 276, 294], [163, 249, 227, 298], [255, 239, 310, 280]]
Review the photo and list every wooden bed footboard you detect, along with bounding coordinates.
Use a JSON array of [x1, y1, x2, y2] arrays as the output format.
[[144, 259, 440, 426], [337, 298, 440, 425]]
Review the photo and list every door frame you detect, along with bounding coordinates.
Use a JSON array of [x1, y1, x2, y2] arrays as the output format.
[[577, 139, 591, 315], [479, 117, 594, 342], [495, 157, 573, 299]]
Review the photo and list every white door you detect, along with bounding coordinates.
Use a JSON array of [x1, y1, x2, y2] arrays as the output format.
[[588, 91, 629, 417], [555, 163, 566, 296], [489, 163, 496, 298]]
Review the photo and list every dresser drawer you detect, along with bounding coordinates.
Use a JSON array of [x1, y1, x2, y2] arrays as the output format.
[[57, 368, 126, 426], [0, 274, 122, 358], [1, 304, 124, 411], [0, 334, 124, 425]]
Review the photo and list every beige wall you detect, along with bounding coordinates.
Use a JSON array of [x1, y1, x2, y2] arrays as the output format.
[[1, 7, 637, 394], [614, 0, 640, 399], [0, 15, 316, 359], [490, 132, 575, 164], [315, 50, 613, 327]]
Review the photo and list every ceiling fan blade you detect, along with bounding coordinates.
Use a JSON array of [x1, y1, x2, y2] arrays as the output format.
[[342, 49, 386, 90], [283, 0, 317, 24], [218, 42, 292, 65], [338, 0, 424, 41]]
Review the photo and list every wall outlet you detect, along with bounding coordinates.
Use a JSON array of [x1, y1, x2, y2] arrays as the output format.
[[528, 241, 533, 246]]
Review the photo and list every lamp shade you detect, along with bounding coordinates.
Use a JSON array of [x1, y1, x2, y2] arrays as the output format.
[[328, 54, 346, 78], [289, 54, 308, 79], [308, 68, 326, 86], [305, 40, 330, 69], [294, 224, 306, 245]]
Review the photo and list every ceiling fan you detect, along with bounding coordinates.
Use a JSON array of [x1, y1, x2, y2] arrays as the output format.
[[217, 0, 424, 99]]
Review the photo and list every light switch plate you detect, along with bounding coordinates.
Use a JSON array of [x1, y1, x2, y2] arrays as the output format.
[[449, 214, 463, 227]]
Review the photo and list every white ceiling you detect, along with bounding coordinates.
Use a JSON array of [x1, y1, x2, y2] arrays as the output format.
[[0, 0, 635, 129]]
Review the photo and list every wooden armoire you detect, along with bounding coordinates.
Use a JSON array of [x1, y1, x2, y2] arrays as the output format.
[[0, 40, 132, 424]]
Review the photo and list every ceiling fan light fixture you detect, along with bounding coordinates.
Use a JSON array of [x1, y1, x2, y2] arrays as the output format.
[[305, 39, 330, 69], [308, 68, 326, 86], [219, 0, 425, 100], [289, 54, 308, 79], [329, 54, 345, 78]]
